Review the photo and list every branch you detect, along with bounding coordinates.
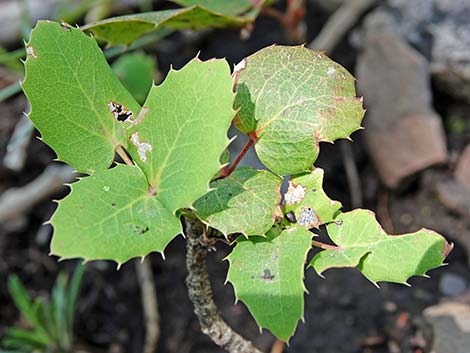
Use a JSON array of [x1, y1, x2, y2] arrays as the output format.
[[184, 218, 264, 353], [0, 164, 76, 223], [135, 258, 160, 353], [308, 0, 376, 54]]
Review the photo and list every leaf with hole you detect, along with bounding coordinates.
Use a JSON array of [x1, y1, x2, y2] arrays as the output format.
[[194, 167, 282, 236], [227, 226, 312, 341], [284, 168, 342, 228], [310, 209, 453, 285], [22, 21, 140, 174], [233, 45, 365, 175]]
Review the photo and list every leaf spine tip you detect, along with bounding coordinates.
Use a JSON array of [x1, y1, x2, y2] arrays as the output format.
[[116, 262, 123, 270], [160, 252, 166, 260]]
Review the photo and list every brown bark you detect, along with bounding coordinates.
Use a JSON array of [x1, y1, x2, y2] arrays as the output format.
[[184, 218, 264, 353]]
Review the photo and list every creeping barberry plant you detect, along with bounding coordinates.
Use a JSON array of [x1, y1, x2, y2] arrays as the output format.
[[22, 20, 452, 352]]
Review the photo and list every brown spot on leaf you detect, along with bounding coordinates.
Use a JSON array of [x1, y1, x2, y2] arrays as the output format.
[[261, 269, 275, 281]]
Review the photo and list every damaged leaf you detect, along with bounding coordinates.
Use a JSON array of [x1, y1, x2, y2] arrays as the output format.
[[310, 209, 452, 285], [233, 45, 365, 175], [284, 168, 342, 228], [226, 227, 312, 341], [22, 21, 140, 174], [194, 167, 282, 236]]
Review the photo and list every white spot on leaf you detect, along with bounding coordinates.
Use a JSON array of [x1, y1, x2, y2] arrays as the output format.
[[327, 67, 336, 77], [130, 132, 152, 162], [298, 207, 320, 228], [26, 46, 37, 59], [103, 186, 110, 192], [285, 182, 306, 205]]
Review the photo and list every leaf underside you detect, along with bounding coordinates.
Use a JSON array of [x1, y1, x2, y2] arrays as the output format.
[[234, 45, 365, 175], [310, 209, 451, 285], [82, 5, 259, 46], [194, 167, 282, 236], [171, 0, 255, 16], [226, 227, 312, 341]]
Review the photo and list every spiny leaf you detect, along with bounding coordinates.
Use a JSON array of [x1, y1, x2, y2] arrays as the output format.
[[284, 168, 342, 228], [227, 227, 312, 341], [310, 209, 452, 285], [112, 51, 156, 104], [233, 45, 365, 175], [82, 6, 256, 46], [22, 21, 140, 174], [127, 58, 235, 212], [51, 164, 182, 264], [194, 167, 282, 236]]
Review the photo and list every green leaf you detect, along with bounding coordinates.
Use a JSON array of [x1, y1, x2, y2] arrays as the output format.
[[112, 51, 156, 104], [284, 168, 341, 228], [194, 167, 282, 236], [310, 209, 452, 285], [233, 45, 365, 175], [51, 164, 182, 264], [82, 6, 254, 46], [171, 0, 256, 16], [227, 227, 312, 341], [22, 21, 140, 174], [126, 58, 235, 213]]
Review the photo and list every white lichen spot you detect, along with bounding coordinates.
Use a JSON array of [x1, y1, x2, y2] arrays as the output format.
[[284, 182, 306, 205], [103, 186, 110, 192], [327, 67, 336, 77], [298, 207, 320, 228], [26, 46, 37, 59], [130, 132, 152, 162]]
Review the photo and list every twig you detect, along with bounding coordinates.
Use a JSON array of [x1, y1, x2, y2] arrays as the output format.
[[312, 239, 339, 251], [340, 140, 363, 208], [222, 136, 255, 178], [377, 189, 394, 234], [308, 0, 376, 54], [184, 218, 264, 353], [3, 114, 34, 172], [0, 164, 76, 223], [115, 145, 134, 166], [135, 258, 160, 353], [269, 339, 285, 353]]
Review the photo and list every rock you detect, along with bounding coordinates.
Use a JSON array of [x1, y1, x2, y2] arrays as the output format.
[[356, 33, 447, 188], [354, 0, 470, 101], [434, 179, 470, 218], [439, 273, 469, 297], [423, 301, 470, 353], [455, 145, 470, 190]]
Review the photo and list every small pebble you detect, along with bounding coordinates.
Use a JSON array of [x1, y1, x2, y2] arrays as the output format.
[[439, 273, 468, 297]]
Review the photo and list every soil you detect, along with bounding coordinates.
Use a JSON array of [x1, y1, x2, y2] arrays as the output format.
[[0, 1, 469, 353]]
